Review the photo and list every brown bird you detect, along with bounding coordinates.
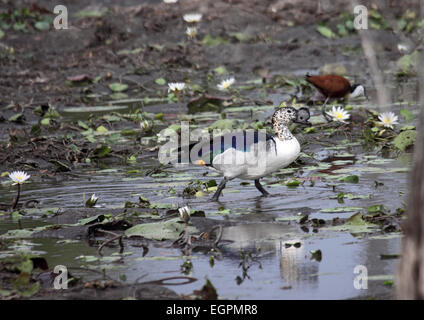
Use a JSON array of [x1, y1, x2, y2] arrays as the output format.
[[305, 74, 368, 121]]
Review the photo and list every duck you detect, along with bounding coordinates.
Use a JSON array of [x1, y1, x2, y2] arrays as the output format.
[[305, 74, 368, 121], [179, 107, 311, 201]]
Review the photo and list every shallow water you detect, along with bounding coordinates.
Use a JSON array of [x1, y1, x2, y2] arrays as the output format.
[[0, 111, 408, 298]]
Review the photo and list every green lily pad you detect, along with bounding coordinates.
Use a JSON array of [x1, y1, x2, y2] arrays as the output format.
[[323, 212, 378, 233], [34, 21, 50, 31], [0, 225, 57, 239], [155, 78, 166, 85], [74, 7, 108, 18], [62, 106, 128, 113], [316, 25, 337, 38], [393, 129, 417, 151], [367, 204, 387, 214], [201, 34, 227, 46], [108, 83, 128, 92], [285, 179, 301, 187], [74, 214, 105, 226], [208, 119, 239, 130], [342, 175, 359, 183], [397, 50, 419, 74], [109, 93, 129, 100], [214, 66, 227, 75], [96, 125, 108, 133], [125, 218, 198, 241], [94, 145, 112, 158], [8, 113, 24, 123], [330, 193, 370, 200], [40, 118, 51, 126]]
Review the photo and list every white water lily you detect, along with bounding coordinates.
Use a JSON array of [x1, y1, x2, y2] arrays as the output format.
[[183, 13, 202, 23], [168, 82, 186, 93], [140, 119, 151, 131], [327, 106, 350, 123], [163, 0, 178, 3], [397, 43, 408, 53], [378, 112, 399, 129], [185, 26, 197, 39], [217, 77, 235, 91], [178, 206, 191, 223], [9, 171, 30, 185], [85, 193, 98, 207]]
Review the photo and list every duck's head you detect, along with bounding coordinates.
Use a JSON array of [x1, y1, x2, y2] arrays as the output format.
[[272, 107, 311, 140], [350, 84, 368, 100], [272, 107, 311, 127]]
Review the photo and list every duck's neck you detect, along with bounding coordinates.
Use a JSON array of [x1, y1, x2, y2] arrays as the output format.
[[273, 122, 294, 141]]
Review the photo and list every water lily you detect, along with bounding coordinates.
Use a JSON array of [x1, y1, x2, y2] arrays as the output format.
[[178, 206, 191, 223], [183, 13, 202, 23], [327, 106, 350, 123], [85, 193, 98, 208], [140, 119, 152, 131], [397, 43, 408, 53], [378, 112, 399, 129], [9, 170, 30, 209], [185, 26, 197, 39], [168, 82, 186, 115], [163, 0, 178, 3], [217, 77, 235, 91], [9, 171, 30, 185], [168, 82, 186, 93]]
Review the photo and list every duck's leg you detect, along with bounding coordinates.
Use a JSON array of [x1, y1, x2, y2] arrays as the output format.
[[321, 97, 332, 122], [211, 177, 228, 201], [255, 179, 270, 197]]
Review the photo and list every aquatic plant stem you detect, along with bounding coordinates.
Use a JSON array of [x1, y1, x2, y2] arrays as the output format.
[[177, 91, 182, 116], [12, 184, 20, 210]]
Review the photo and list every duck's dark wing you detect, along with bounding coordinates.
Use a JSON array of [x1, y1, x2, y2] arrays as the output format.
[[178, 130, 276, 166]]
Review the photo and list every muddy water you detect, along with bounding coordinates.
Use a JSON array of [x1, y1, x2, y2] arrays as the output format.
[[0, 98, 409, 298]]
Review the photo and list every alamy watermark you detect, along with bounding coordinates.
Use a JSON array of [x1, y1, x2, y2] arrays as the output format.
[[53, 265, 68, 289], [353, 265, 368, 290], [353, 5, 368, 30]]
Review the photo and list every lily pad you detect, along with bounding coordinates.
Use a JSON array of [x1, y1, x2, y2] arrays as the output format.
[[108, 83, 128, 92], [323, 212, 378, 233], [393, 129, 417, 151], [320, 206, 362, 213], [342, 175, 359, 183], [397, 50, 419, 74], [316, 25, 337, 39], [62, 106, 128, 113], [34, 21, 50, 31], [214, 66, 227, 75], [0, 225, 58, 239], [208, 119, 239, 130], [125, 218, 198, 241], [155, 78, 166, 85]]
